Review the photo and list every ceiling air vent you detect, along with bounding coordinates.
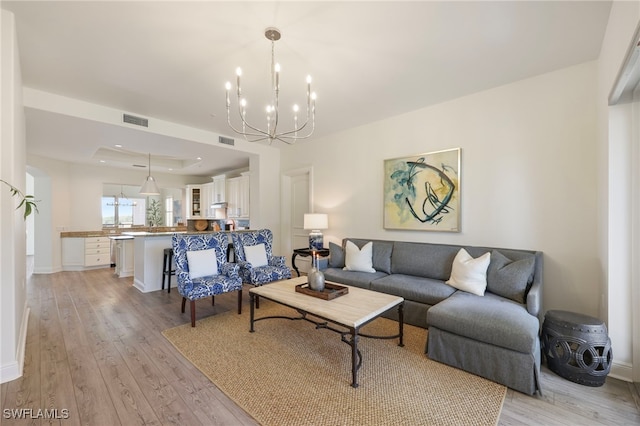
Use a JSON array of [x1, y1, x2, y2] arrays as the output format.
[[219, 136, 235, 146], [123, 114, 148, 127]]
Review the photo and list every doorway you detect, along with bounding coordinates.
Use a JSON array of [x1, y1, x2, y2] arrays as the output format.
[[281, 167, 312, 272]]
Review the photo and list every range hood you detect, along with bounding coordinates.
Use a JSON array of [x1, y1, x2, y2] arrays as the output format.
[[211, 202, 228, 208]]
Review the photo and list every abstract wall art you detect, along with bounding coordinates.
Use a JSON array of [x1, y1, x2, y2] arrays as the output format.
[[383, 148, 461, 232]]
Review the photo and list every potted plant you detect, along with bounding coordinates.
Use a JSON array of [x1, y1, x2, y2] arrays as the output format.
[[146, 199, 162, 227], [1, 179, 39, 219]]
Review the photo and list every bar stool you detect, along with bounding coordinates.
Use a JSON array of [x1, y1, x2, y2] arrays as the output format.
[[162, 248, 176, 293]]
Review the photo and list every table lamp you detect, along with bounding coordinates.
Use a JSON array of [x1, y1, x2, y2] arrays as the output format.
[[304, 213, 328, 250]]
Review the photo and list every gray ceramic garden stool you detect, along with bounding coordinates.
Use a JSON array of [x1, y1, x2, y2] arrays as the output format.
[[541, 310, 612, 386], [162, 248, 175, 293]]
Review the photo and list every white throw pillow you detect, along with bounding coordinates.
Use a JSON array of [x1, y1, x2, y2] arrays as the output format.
[[445, 248, 491, 296], [186, 248, 218, 279], [245, 243, 269, 267], [343, 240, 375, 273]]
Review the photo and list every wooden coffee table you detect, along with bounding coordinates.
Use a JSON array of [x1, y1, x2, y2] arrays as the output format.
[[249, 276, 404, 388]]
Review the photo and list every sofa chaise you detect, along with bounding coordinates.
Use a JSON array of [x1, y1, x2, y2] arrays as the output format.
[[320, 237, 543, 395]]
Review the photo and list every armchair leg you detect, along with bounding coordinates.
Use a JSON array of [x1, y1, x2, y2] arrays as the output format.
[[181, 297, 186, 313], [256, 294, 260, 309], [237, 289, 242, 314], [190, 300, 196, 327], [212, 296, 215, 306]]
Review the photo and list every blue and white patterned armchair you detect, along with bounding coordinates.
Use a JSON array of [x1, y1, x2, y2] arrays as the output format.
[[231, 229, 292, 288], [172, 232, 243, 327]]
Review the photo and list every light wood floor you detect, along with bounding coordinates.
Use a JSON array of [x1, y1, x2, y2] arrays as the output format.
[[1, 267, 639, 425]]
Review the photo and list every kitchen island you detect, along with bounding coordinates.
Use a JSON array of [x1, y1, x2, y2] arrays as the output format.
[[123, 230, 251, 293], [62, 228, 251, 293], [123, 231, 185, 293]]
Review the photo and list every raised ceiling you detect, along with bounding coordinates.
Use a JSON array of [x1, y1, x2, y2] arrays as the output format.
[[2, 1, 612, 176]]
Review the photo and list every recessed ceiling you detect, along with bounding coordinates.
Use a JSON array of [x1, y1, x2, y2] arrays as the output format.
[[2, 1, 612, 175]]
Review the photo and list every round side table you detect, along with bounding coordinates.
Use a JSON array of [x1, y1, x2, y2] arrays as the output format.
[[541, 310, 612, 386]]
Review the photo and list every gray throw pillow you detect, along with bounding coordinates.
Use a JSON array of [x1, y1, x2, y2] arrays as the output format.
[[486, 250, 535, 303], [328, 242, 345, 268]]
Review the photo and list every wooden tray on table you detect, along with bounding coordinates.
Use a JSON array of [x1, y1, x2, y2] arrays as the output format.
[[295, 282, 349, 300]]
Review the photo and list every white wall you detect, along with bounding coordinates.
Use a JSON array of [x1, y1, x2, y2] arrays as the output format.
[[283, 61, 599, 324], [0, 9, 29, 384], [597, 1, 640, 381]]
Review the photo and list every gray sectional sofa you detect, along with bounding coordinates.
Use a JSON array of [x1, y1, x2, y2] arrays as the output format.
[[320, 238, 543, 395]]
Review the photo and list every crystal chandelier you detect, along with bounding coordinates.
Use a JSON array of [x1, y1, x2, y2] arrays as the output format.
[[225, 27, 316, 144]]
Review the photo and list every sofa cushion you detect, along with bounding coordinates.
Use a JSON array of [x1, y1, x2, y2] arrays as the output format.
[[486, 250, 535, 303], [391, 242, 459, 280], [324, 268, 387, 289], [343, 241, 375, 272], [328, 242, 345, 268], [370, 274, 456, 305], [445, 248, 490, 296], [344, 238, 393, 274], [427, 291, 539, 354]]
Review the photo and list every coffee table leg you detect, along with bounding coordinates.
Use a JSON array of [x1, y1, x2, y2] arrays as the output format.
[[398, 302, 404, 347], [249, 292, 255, 332], [351, 328, 359, 388]]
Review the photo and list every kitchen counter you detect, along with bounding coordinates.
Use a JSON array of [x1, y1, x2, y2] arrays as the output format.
[[122, 231, 186, 237], [60, 228, 254, 238], [60, 226, 188, 238]]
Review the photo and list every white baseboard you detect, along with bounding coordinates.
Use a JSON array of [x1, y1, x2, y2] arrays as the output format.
[[0, 361, 20, 384], [133, 278, 148, 293], [34, 265, 62, 274], [0, 305, 30, 384], [609, 360, 633, 382]]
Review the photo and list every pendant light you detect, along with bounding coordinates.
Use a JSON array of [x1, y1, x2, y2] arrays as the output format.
[[140, 153, 160, 195]]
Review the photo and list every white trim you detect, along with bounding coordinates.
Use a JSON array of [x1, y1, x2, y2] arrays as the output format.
[[281, 166, 313, 268], [610, 360, 633, 383], [0, 361, 20, 384], [633, 90, 640, 383], [609, 22, 640, 105], [133, 278, 148, 293], [0, 305, 29, 384], [33, 266, 63, 274]]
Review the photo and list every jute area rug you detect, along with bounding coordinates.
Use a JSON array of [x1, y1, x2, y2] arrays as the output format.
[[162, 300, 506, 426]]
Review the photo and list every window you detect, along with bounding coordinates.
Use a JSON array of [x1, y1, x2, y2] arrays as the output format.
[[102, 197, 116, 226], [165, 196, 174, 226], [102, 196, 146, 227]]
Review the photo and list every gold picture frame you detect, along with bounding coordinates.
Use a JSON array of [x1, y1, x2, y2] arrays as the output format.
[[383, 148, 461, 232]]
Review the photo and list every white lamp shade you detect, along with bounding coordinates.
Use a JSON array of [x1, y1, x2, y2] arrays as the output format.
[[304, 213, 328, 230], [140, 176, 160, 195]]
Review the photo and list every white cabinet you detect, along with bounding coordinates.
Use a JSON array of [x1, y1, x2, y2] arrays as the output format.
[[186, 185, 202, 219], [62, 236, 110, 271], [226, 173, 250, 219], [202, 177, 226, 218], [202, 182, 215, 218], [62, 238, 84, 270], [212, 176, 226, 204], [187, 176, 226, 219], [85, 237, 111, 267], [114, 237, 134, 278]]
